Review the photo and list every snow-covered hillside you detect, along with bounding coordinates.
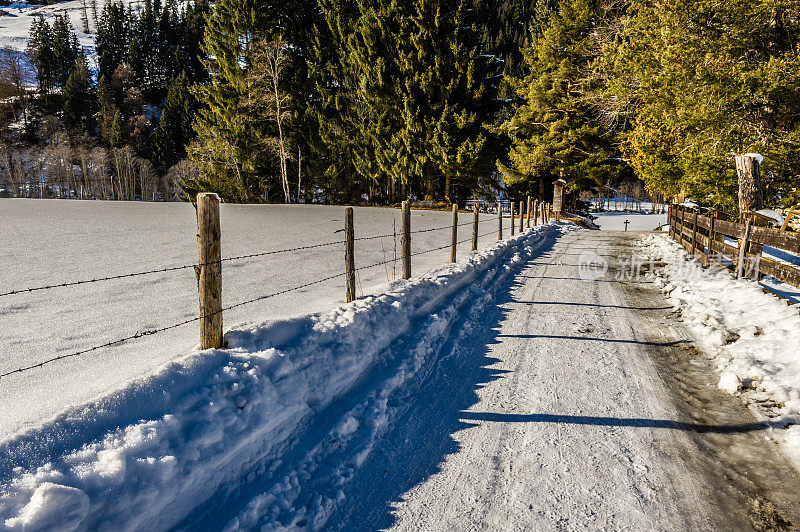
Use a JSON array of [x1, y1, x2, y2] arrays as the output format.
[[0, 0, 142, 61]]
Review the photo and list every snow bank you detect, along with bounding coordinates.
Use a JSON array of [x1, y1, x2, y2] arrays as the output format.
[[634, 234, 800, 468], [0, 223, 562, 531]]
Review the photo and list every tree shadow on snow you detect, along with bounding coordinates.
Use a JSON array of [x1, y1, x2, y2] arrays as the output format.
[[322, 247, 553, 530]]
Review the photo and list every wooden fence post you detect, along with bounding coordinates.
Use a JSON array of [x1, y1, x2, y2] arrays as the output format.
[[519, 201, 524, 233], [526, 196, 532, 228], [706, 209, 716, 267], [736, 214, 753, 279], [780, 207, 796, 231], [668, 204, 675, 239], [472, 205, 479, 251], [345, 207, 355, 302], [197, 192, 223, 350], [450, 203, 458, 263], [510, 201, 515, 236], [533, 200, 539, 226], [498, 202, 503, 240], [735, 154, 764, 217], [402, 200, 411, 279], [691, 208, 699, 257]]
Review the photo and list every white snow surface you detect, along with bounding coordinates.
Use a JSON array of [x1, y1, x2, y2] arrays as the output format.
[[634, 234, 800, 467], [0, 199, 558, 530], [592, 211, 667, 231], [0, 0, 143, 62], [0, 200, 506, 441]]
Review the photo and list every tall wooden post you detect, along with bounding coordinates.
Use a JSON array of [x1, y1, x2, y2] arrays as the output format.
[[450, 203, 458, 263], [472, 205, 479, 251], [526, 196, 532, 228], [402, 201, 411, 279], [691, 208, 699, 257], [553, 178, 565, 219], [735, 154, 764, 219], [708, 209, 716, 258], [345, 207, 355, 302], [533, 200, 539, 226], [197, 193, 223, 350], [668, 205, 674, 239], [706, 209, 717, 267], [519, 201, 524, 232], [510, 201, 515, 236], [497, 202, 503, 240]]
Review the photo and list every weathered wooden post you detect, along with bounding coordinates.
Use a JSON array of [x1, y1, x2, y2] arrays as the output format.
[[533, 200, 539, 226], [526, 196, 532, 228], [402, 200, 411, 279], [553, 178, 566, 222], [197, 192, 223, 350], [345, 207, 356, 302], [706, 209, 717, 266], [668, 204, 675, 239], [450, 203, 458, 263], [691, 208, 699, 257], [519, 201, 524, 232], [510, 201, 515, 236], [497, 202, 503, 240], [735, 154, 764, 219], [472, 205, 479, 251]]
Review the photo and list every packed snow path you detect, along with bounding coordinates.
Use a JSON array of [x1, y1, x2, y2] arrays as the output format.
[[3, 225, 798, 530], [322, 231, 799, 530]]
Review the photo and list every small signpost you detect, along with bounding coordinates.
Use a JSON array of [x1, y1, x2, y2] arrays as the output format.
[[624, 220, 630, 232]]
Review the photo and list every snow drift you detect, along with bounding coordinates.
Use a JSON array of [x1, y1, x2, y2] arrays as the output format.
[[634, 234, 800, 469], [0, 223, 562, 531]]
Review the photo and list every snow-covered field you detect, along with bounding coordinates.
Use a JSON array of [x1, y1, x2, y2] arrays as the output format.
[[0, 201, 557, 530], [0, 199, 510, 440], [592, 211, 667, 231], [0, 0, 142, 62], [635, 234, 800, 467]]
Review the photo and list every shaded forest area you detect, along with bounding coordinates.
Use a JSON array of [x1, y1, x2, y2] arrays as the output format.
[[0, 0, 798, 216]]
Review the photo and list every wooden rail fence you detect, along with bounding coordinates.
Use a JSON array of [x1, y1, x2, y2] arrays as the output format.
[[668, 203, 800, 292]]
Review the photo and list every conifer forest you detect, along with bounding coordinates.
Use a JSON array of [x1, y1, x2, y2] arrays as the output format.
[[0, 0, 798, 216]]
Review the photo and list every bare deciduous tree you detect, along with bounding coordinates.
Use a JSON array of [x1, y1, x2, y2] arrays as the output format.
[[247, 35, 293, 203]]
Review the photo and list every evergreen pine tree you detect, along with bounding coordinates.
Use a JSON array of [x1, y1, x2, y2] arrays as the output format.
[[63, 56, 94, 133], [96, 1, 132, 79], [187, 0, 267, 202], [605, 0, 800, 212], [497, 0, 617, 200], [152, 71, 192, 172], [315, 0, 500, 201], [52, 14, 80, 87], [27, 16, 56, 96], [110, 108, 125, 148]]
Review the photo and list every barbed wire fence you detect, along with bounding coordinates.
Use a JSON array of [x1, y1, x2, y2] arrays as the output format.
[[1, 198, 549, 379]]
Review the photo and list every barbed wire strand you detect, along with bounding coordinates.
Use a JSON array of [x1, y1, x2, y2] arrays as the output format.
[[0, 225, 513, 379], [0, 217, 497, 298]]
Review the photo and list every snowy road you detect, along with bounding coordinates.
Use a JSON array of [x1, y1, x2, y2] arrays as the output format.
[[324, 231, 799, 530], [3, 224, 798, 530]]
